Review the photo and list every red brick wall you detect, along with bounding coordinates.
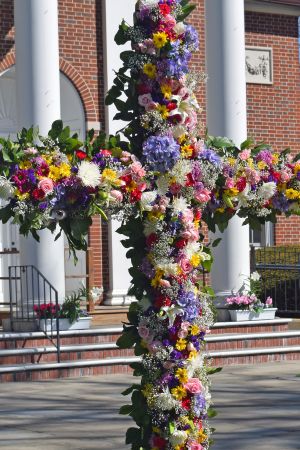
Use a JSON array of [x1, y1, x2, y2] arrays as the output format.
[[245, 12, 300, 245]]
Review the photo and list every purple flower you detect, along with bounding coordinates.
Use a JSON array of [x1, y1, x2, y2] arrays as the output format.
[[199, 148, 222, 167], [142, 135, 180, 172], [272, 194, 289, 212], [185, 25, 199, 50], [192, 393, 206, 417], [256, 149, 273, 166]]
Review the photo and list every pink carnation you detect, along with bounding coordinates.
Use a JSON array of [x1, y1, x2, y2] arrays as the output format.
[[188, 442, 203, 450], [239, 149, 251, 160], [110, 190, 123, 202], [131, 161, 146, 179], [185, 378, 203, 394]]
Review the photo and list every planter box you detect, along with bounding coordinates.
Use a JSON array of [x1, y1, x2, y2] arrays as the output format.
[[38, 316, 91, 332], [229, 308, 277, 322]]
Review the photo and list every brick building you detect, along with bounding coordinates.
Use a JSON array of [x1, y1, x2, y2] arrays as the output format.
[[0, 0, 299, 308]]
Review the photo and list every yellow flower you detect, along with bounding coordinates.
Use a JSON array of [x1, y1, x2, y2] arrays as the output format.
[[142, 383, 152, 398], [171, 386, 187, 400], [151, 269, 164, 288], [177, 134, 187, 144], [257, 160, 267, 170], [161, 83, 172, 99], [198, 430, 208, 443], [143, 63, 157, 79], [188, 350, 198, 360], [294, 163, 300, 174], [59, 163, 71, 178], [224, 188, 239, 197], [227, 157, 236, 166], [285, 188, 300, 200], [19, 161, 31, 169], [190, 324, 200, 336], [153, 31, 168, 49], [15, 189, 29, 201], [176, 368, 188, 384], [175, 338, 187, 351], [157, 104, 169, 119], [180, 144, 193, 158], [49, 165, 61, 181], [102, 168, 118, 183], [190, 254, 201, 268], [272, 153, 279, 164]]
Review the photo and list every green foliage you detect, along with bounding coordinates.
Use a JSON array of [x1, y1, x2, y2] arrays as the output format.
[[60, 286, 88, 323]]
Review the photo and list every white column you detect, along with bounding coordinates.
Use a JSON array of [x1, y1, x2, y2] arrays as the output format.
[[14, 0, 65, 301], [102, 0, 136, 305], [206, 0, 250, 319]]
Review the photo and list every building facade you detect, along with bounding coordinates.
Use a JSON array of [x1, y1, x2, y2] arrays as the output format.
[[0, 0, 299, 307]]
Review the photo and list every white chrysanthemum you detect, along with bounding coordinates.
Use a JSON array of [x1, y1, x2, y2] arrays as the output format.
[[170, 430, 188, 447], [140, 191, 157, 211], [157, 262, 178, 276], [257, 181, 276, 201], [170, 159, 192, 185], [172, 197, 189, 214], [156, 175, 170, 196], [184, 241, 201, 259], [78, 161, 101, 188], [0, 176, 14, 200], [153, 389, 178, 411]]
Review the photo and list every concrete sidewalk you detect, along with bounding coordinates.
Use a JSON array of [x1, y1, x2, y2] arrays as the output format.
[[0, 361, 299, 449]]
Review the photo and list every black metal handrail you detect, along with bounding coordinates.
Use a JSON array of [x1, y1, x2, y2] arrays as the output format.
[[8, 265, 61, 362]]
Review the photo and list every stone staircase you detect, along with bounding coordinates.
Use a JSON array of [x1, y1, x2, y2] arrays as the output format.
[[0, 319, 299, 382]]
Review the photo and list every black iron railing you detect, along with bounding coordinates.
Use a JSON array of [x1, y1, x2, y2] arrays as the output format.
[[8, 265, 61, 362], [251, 246, 300, 317]]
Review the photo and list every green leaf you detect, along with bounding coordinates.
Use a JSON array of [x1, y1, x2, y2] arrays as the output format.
[[48, 120, 63, 140], [125, 427, 142, 445], [121, 384, 141, 396], [212, 238, 222, 248], [0, 205, 13, 223], [58, 126, 71, 142], [207, 407, 218, 418], [114, 20, 130, 45], [207, 367, 223, 375], [177, 3, 196, 21], [240, 138, 254, 150], [119, 404, 133, 415], [116, 326, 138, 349]]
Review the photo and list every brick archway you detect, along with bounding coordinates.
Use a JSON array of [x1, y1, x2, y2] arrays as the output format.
[[59, 58, 98, 123], [0, 56, 98, 124]]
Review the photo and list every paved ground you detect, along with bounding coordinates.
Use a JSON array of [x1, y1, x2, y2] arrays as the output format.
[[0, 362, 299, 449]]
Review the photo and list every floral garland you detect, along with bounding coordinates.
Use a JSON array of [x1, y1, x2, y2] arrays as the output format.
[[0, 0, 300, 449]]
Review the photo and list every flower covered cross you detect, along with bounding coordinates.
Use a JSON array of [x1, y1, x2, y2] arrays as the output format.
[[0, 0, 300, 449]]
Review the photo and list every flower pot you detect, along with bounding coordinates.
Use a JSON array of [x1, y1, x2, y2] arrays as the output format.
[[229, 308, 277, 322], [38, 316, 92, 332]]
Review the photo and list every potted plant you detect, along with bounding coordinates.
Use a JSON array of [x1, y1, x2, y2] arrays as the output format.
[[226, 272, 277, 321], [34, 287, 93, 332]]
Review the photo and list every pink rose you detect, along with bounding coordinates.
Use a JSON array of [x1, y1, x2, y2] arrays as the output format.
[[131, 161, 146, 179], [184, 378, 203, 394], [38, 178, 54, 195], [265, 296, 273, 307], [110, 190, 123, 202], [239, 149, 251, 160], [195, 188, 211, 203], [188, 442, 203, 450], [138, 324, 150, 340], [138, 94, 153, 108], [163, 14, 176, 28], [180, 258, 193, 273]]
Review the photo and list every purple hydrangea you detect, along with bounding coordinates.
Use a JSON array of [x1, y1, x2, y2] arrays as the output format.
[[184, 25, 199, 51], [192, 394, 206, 417], [272, 194, 290, 212], [142, 135, 180, 172], [199, 148, 222, 167]]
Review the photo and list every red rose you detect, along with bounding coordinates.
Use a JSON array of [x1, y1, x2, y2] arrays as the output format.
[[159, 4, 171, 15], [100, 149, 112, 157], [32, 188, 45, 201], [175, 239, 187, 249], [76, 150, 87, 160], [166, 102, 177, 111], [182, 397, 191, 410]]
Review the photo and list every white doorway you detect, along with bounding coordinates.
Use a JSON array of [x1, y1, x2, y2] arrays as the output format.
[[0, 67, 87, 304]]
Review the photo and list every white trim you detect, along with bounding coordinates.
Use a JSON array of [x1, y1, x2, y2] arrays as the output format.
[[245, 0, 300, 16]]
